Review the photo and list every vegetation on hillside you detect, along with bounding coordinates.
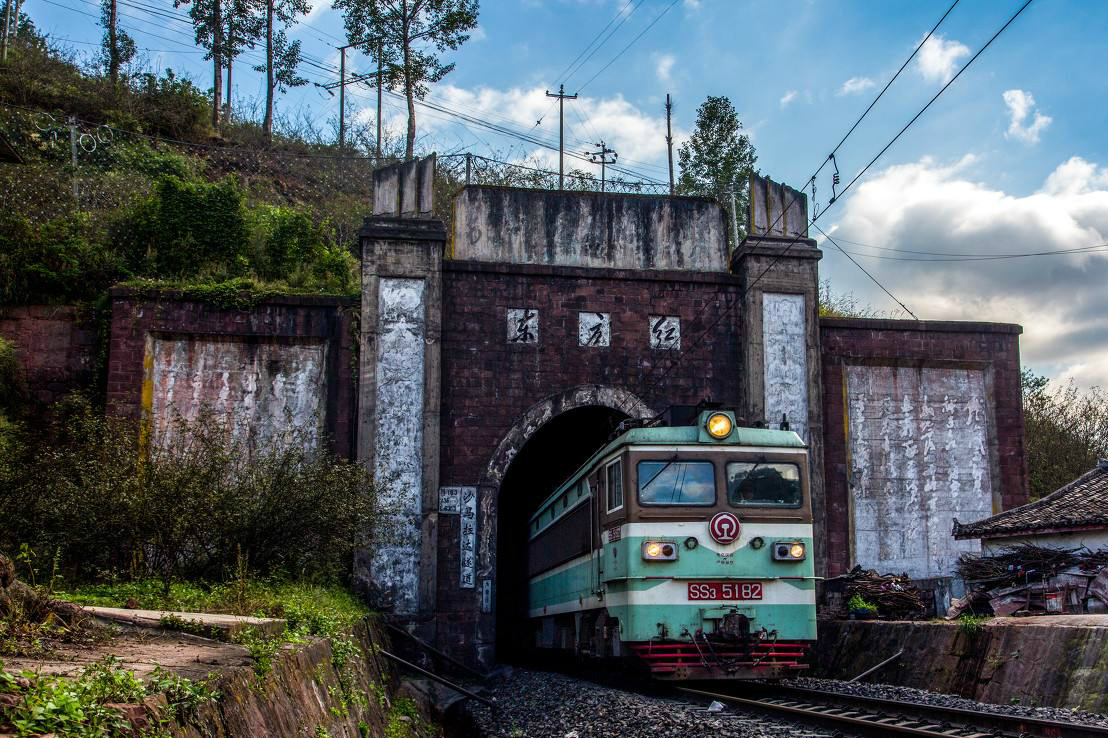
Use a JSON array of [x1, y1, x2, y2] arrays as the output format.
[[0, 400, 380, 586], [1022, 370, 1108, 499]]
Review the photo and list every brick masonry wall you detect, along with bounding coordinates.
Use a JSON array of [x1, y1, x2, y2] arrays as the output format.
[[105, 289, 359, 458], [435, 260, 744, 641], [0, 305, 98, 405], [820, 318, 1027, 577]]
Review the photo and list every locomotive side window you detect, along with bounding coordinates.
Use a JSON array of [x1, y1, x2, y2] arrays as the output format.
[[637, 460, 716, 506], [605, 459, 624, 513], [726, 462, 802, 507]]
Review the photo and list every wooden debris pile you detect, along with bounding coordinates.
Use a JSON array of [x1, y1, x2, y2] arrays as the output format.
[[948, 545, 1108, 618], [820, 566, 931, 620]]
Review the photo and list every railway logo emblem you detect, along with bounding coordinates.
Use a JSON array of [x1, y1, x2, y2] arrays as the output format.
[[709, 512, 740, 544]]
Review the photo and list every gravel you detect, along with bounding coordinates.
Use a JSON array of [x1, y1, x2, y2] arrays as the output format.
[[465, 668, 842, 738], [788, 676, 1108, 728]]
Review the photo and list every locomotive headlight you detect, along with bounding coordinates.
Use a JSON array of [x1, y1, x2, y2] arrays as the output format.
[[642, 541, 678, 561], [705, 412, 733, 439], [772, 541, 806, 561]]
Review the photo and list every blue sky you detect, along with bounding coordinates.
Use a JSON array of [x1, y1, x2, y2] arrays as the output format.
[[27, 0, 1108, 387]]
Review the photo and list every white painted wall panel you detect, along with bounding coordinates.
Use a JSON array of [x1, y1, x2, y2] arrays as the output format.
[[763, 293, 808, 441], [373, 278, 426, 614], [846, 365, 992, 578], [983, 530, 1108, 553], [150, 336, 327, 450]]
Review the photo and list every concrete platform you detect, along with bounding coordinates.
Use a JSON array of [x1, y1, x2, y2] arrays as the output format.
[[83, 606, 287, 639], [812, 616, 1108, 713]]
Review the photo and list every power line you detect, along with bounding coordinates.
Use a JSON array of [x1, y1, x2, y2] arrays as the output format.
[[560, 0, 644, 85], [813, 223, 918, 319], [825, 235, 1108, 261], [815, 0, 1036, 219], [576, 0, 681, 94], [636, 0, 1035, 401]]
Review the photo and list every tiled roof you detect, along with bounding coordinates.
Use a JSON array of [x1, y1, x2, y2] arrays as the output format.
[[953, 460, 1108, 539]]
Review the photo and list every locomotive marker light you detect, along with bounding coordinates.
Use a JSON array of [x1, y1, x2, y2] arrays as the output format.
[[772, 541, 807, 561], [683, 536, 698, 550], [749, 536, 765, 550], [708, 511, 740, 544], [705, 412, 733, 439], [642, 541, 678, 561]]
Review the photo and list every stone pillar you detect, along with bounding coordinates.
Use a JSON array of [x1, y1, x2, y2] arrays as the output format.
[[355, 178, 444, 618], [734, 175, 826, 575]]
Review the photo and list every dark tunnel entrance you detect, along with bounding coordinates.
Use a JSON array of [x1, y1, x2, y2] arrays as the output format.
[[495, 405, 629, 662]]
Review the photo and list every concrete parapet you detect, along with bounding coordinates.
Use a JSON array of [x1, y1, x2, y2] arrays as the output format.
[[450, 185, 728, 272], [813, 616, 1108, 712]]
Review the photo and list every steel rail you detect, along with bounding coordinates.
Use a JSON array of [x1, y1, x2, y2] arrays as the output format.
[[678, 684, 1108, 738]]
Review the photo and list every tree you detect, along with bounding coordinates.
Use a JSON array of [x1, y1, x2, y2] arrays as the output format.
[[99, 0, 137, 85], [255, 0, 310, 141], [676, 95, 756, 247], [334, 0, 479, 160], [221, 0, 263, 122], [176, 0, 225, 129], [1022, 370, 1108, 500]]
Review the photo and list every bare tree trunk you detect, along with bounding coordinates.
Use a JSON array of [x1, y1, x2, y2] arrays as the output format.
[[108, 0, 119, 84], [224, 15, 233, 122], [211, 0, 222, 129], [403, 33, 414, 160], [263, 0, 273, 142], [226, 58, 233, 122]]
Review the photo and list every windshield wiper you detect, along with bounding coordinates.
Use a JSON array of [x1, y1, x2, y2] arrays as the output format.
[[640, 453, 681, 494]]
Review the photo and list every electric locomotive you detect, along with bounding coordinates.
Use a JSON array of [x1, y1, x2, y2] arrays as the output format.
[[526, 408, 816, 680]]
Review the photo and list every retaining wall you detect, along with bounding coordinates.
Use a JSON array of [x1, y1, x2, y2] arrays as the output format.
[[0, 304, 98, 405], [813, 617, 1108, 712], [170, 618, 411, 738]]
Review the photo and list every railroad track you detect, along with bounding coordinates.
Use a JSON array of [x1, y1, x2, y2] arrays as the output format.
[[678, 683, 1108, 738]]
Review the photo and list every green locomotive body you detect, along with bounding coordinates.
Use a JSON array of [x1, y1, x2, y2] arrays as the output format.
[[526, 409, 816, 679]]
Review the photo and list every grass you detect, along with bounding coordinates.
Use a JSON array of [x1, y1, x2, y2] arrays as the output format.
[[56, 579, 370, 641], [0, 656, 219, 737], [55, 578, 371, 682]]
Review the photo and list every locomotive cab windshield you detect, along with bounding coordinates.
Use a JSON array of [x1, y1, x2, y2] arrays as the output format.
[[526, 409, 817, 680]]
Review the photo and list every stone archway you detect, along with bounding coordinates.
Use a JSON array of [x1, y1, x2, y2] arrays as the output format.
[[475, 384, 653, 665], [480, 384, 654, 489]]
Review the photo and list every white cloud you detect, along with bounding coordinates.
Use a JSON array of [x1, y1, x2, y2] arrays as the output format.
[[306, 0, 331, 19], [1003, 89, 1052, 144], [655, 53, 676, 86], [469, 25, 487, 42], [683, 0, 702, 9], [394, 83, 677, 177], [838, 76, 875, 96], [916, 34, 970, 84], [779, 90, 798, 109], [824, 155, 1108, 387]]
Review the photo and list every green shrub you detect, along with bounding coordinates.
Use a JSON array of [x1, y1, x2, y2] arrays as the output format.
[[0, 212, 122, 304], [0, 657, 219, 737], [0, 406, 380, 584], [115, 175, 250, 278], [847, 594, 878, 614], [253, 206, 328, 281]]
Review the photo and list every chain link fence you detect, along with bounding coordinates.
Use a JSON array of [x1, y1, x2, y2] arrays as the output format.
[[0, 101, 671, 249]]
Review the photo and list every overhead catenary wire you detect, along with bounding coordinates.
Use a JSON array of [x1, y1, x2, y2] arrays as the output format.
[[814, 0, 1036, 219], [813, 223, 919, 320], [637, 0, 1036, 402], [826, 236, 1108, 261], [575, 0, 681, 94]]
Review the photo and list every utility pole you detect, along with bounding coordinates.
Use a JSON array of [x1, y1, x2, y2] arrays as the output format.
[[338, 46, 347, 148], [665, 93, 674, 195], [586, 141, 617, 193], [376, 42, 383, 162], [545, 84, 577, 190]]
